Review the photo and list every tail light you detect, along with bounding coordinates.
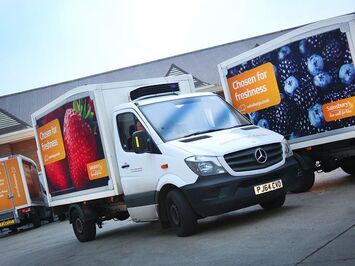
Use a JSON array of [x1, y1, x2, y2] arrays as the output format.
[[20, 207, 31, 214]]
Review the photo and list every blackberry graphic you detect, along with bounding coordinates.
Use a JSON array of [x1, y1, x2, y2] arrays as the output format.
[[339, 32, 349, 48], [251, 55, 271, 67], [321, 39, 344, 67], [271, 103, 294, 136], [257, 103, 294, 136], [328, 66, 341, 85], [295, 114, 322, 137], [299, 57, 309, 75], [322, 90, 350, 104], [292, 83, 320, 110], [306, 35, 325, 52], [343, 49, 353, 64], [278, 58, 299, 86], [340, 116, 355, 128], [344, 84, 355, 97]]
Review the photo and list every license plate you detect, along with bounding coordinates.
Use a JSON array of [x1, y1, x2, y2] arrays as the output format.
[[254, 179, 283, 195], [0, 219, 15, 228]]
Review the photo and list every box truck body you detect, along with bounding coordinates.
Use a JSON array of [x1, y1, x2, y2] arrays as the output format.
[[0, 155, 52, 231], [32, 74, 299, 241], [218, 14, 355, 192]]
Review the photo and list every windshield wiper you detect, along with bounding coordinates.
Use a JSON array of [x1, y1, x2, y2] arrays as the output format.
[[182, 124, 252, 138], [182, 128, 222, 138]]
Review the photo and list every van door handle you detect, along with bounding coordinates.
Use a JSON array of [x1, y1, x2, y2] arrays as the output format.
[[121, 164, 130, 169]]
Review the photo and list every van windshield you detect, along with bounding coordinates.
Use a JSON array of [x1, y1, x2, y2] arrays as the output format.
[[139, 95, 251, 142]]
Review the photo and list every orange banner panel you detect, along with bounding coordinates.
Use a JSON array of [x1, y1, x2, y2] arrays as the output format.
[[5, 158, 27, 207], [322, 96, 355, 122], [227, 63, 281, 114], [0, 163, 13, 211], [87, 159, 109, 180], [37, 119, 66, 165]]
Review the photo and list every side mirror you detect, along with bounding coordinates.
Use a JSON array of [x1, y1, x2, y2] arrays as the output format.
[[132, 131, 148, 154]]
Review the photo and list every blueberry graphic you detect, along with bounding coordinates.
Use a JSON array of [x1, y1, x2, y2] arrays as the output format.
[[339, 63, 355, 85], [278, 46, 292, 61], [249, 112, 259, 124], [313, 72, 332, 88], [307, 54, 324, 76], [284, 76, 299, 96], [308, 103, 325, 128], [289, 132, 300, 140], [299, 39, 308, 55], [257, 118, 270, 129]]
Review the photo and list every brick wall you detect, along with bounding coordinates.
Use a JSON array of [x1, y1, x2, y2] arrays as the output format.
[[0, 138, 41, 170]]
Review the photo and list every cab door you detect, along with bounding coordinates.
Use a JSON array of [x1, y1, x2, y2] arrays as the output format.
[[113, 109, 163, 221]]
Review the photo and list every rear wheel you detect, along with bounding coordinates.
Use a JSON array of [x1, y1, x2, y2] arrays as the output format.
[[341, 157, 355, 176], [166, 190, 197, 237], [290, 169, 315, 193], [72, 210, 96, 242], [260, 194, 286, 210], [9, 226, 18, 233]]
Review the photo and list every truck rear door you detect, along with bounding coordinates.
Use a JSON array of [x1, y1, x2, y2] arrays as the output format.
[[0, 161, 16, 228]]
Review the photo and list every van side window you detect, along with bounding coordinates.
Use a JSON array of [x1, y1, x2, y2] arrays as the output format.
[[116, 113, 138, 152]]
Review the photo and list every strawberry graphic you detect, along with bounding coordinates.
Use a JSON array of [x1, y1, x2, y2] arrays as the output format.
[[63, 99, 97, 190], [44, 161, 71, 192]]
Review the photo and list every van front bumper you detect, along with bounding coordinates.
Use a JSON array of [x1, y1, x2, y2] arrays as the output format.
[[181, 157, 299, 218]]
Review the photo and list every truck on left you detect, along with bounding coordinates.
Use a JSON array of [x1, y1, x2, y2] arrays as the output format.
[[0, 155, 53, 233]]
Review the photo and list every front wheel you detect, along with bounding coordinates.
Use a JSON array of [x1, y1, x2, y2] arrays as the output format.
[[260, 194, 286, 210], [72, 210, 96, 242], [341, 157, 355, 176], [290, 169, 315, 193], [166, 190, 197, 237]]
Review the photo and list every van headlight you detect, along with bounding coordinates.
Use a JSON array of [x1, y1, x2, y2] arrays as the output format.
[[282, 139, 293, 158], [185, 156, 226, 176]]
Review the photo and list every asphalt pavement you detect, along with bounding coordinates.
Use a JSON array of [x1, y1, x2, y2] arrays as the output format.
[[0, 168, 354, 266]]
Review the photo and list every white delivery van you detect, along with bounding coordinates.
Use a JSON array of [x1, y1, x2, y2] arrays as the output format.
[[31, 74, 299, 242], [218, 14, 355, 192], [0, 155, 53, 232]]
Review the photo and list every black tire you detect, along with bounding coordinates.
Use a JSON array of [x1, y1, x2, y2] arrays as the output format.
[[71, 210, 96, 242], [260, 194, 286, 210], [32, 209, 41, 228], [9, 226, 18, 233], [290, 169, 315, 193], [166, 190, 197, 237], [341, 157, 355, 176]]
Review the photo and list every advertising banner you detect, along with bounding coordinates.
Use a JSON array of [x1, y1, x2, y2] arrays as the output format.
[[226, 29, 355, 139], [36, 96, 109, 197], [5, 158, 27, 207]]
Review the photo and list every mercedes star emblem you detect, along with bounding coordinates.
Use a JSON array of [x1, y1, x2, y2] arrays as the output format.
[[255, 148, 267, 164]]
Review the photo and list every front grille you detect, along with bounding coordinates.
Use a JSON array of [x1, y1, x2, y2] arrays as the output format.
[[224, 143, 283, 172]]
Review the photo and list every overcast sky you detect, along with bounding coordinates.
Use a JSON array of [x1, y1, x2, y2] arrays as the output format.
[[0, 0, 354, 97]]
